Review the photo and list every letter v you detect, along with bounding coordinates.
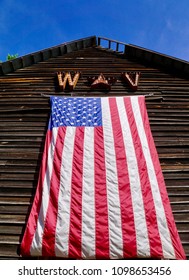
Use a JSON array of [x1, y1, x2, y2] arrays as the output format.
[[122, 72, 140, 91]]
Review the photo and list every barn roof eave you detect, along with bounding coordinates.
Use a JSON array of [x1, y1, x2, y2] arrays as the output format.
[[1, 35, 189, 78], [0, 36, 97, 76]]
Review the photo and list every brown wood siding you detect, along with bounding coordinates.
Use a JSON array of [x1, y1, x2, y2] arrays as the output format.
[[0, 47, 188, 259]]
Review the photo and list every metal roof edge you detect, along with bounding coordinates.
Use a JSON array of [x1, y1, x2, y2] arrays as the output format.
[[0, 36, 97, 76]]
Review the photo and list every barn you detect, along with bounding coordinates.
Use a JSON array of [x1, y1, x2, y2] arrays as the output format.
[[0, 36, 188, 259]]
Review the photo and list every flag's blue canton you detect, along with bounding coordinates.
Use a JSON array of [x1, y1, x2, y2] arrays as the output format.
[[49, 96, 102, 129]]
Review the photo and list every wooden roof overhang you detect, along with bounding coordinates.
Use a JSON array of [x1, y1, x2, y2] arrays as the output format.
[[1, 36, 189, 78]]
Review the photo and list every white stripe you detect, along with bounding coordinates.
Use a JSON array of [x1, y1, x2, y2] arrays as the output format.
[[55, 126, 76, 257], [30, 127, 58, 256], [101, 98, 123, 259], [131, 96, 176, 259], [116, 97, 150, 257], [81, 127, 96, 259]]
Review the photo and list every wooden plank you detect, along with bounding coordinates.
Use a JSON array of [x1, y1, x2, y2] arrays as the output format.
[[0, 46, 189, 260]]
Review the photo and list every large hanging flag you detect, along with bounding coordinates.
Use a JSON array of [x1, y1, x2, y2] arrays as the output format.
[[20, 95, 186, 259]]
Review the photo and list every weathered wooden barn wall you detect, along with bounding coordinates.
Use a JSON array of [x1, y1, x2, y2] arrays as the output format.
[[0, 40, 189, 259]]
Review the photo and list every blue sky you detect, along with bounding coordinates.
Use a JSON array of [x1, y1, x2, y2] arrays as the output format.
[[1, 0, 189, 61]]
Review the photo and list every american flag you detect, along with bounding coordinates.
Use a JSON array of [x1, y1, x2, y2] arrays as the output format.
[[20, 95, 186, 259]]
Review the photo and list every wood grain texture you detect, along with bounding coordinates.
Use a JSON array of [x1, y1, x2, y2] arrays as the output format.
[[0, 46, 188, 259]]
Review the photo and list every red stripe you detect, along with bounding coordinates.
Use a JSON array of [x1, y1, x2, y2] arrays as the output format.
[[68, 127, 84, 259], [109, 97, 137, 258], [94, 127, 110, 259], [124, 96, 163, 258], [138, 97, 186, 260], [42, 127, 66, 256], [20, 129, 52, 256]]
